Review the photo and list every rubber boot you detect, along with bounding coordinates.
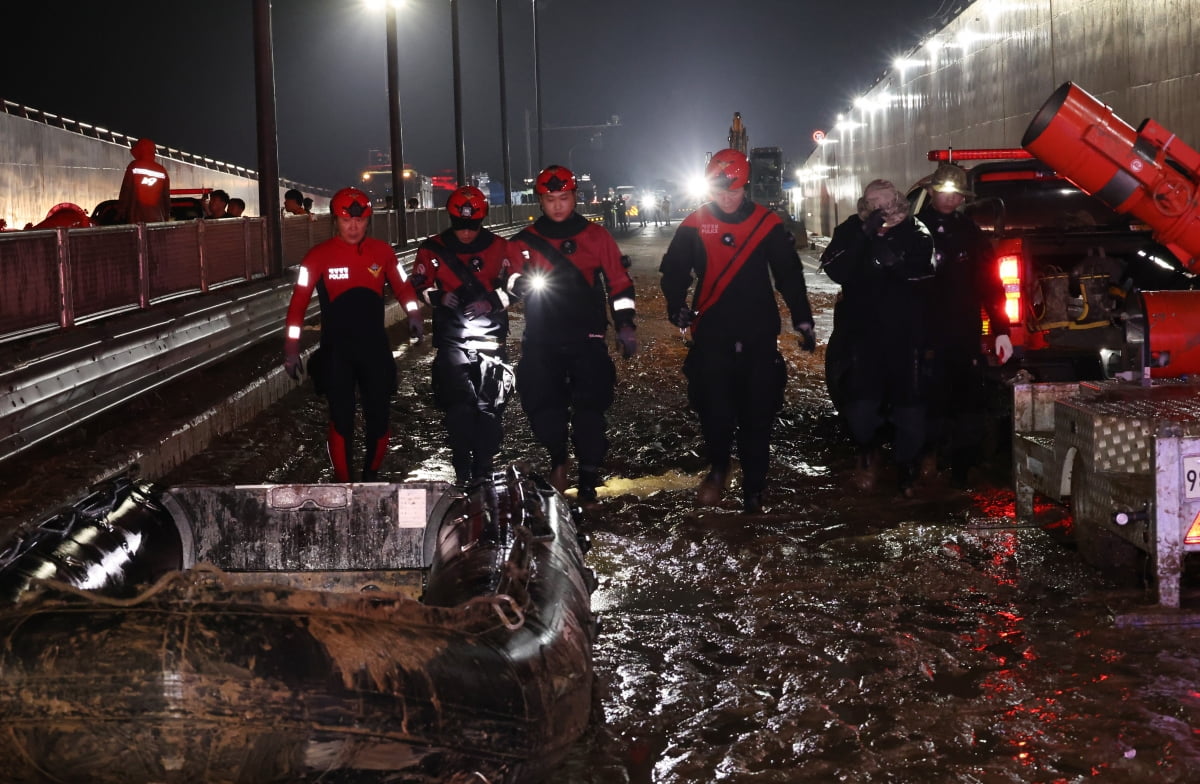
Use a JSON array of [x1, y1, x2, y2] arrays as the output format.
[[696, 470, 728, 506], [327, 423, 352, 483], [362, 430, 389, 482], [742, 491, 764, 515], [578, 468, 601, 505], [549, 463, 569, 493], [853, 450, 877, 493]]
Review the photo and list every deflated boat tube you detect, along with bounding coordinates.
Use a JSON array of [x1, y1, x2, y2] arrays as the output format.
[[0, 478, 183, 603]]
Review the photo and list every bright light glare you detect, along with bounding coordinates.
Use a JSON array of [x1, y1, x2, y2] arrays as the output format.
[[363, 0, 404, 9], [640, 195, 656, 209], [527, 272, 548, 292], [686, 175, 709, 201]]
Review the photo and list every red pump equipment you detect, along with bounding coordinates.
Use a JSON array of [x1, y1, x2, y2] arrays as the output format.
[[1022, 82, 1200, 378]]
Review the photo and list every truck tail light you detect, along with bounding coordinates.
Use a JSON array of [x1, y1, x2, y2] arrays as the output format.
[[1186, 509, 1200, 545], [998, 254, 1022, 322]]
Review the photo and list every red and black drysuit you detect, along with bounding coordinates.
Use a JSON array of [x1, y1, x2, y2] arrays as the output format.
[[412, 228, 514, 484], [284, 235, 420, 481], [507, 212, 636, 491], [820, 213, 935, 483], [660, 198, 814, 502], [918, 204, 1011, 482]]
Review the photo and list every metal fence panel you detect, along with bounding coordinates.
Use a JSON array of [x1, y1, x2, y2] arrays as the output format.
[[0, 233, 60, 335], [148, 222, 202, 299], [69, 228, 140, 320]]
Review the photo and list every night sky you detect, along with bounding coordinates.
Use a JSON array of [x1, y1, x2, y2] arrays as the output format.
[[1, 0, 960, 194]]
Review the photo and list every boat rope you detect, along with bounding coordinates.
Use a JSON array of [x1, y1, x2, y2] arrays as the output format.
[[464, 592, 526, 631], [25, 563, 224, 607]]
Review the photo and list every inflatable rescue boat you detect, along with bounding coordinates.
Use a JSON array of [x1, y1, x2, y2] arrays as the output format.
[[0, 465, 596, 783]]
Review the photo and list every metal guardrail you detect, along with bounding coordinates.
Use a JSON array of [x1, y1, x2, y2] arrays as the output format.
[[0, 210, 569, 468]]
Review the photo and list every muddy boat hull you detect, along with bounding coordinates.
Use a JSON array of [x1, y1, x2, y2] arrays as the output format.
[[0, 467, 595, 783]]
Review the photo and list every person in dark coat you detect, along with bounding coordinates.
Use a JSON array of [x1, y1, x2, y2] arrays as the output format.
[[820, 179, 935, 496], [506, 165, 638, 503], [917, 163, 1013, 487], [660, 148, 816, 514]]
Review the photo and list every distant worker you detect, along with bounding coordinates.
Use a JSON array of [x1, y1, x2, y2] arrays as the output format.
[[207, 189, 231, 219], [659, 194, 671, 226], [116, 138, 170, 224], [660, 148, 816, 514], [283, 188, 306, 216], [506, 164, 638, 503], [283, 187, 425, 482], [411, 186, 514, 485], [227, 197, 246, 217], [820, 179, 935, 497], [303, 197, 314, 215], [917, 163, 1013, 487], [615, 195, 628, 232]]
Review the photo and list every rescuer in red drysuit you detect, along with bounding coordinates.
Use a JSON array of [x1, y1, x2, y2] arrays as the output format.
[[282, 187, 425, 481], [411, 185, 515, 485], [506, 165, 638, 503], [116, 138, 171, 224], [660, 148, 816, 514]]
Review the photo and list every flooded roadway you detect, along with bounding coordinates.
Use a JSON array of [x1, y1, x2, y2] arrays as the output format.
[[11, 221, 1200, 782]]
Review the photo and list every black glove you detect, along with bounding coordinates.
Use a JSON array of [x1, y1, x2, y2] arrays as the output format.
[[796, 322, 816, 353], [440, 290, 461, 310], [464, 299, 493, 319], [862, 208, 886, 235], [284, 348, 303, 380], [672, 305, 694, 329]]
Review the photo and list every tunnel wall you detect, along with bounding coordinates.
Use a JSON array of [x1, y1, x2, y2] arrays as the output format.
[[801, 0, 1200, 235]]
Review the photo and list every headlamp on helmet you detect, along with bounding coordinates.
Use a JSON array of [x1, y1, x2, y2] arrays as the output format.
[[928, 163, 973, 197], [331, 187, 373, 219], [705, 148, 751, 191], [534, 165, 577, 195]]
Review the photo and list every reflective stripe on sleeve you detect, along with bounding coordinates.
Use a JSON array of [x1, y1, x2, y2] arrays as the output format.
[[396, 260, 409, 281], [405, 301, 420, 312], [296, 266, 310, 287], [612, 296, 635, 311], [287, 325, 302, 340], [495, 290, 511, 309]]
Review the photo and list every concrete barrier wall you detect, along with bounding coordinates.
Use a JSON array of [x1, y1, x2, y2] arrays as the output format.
[[0, 107, 328, 228], [799, 0, 1200, 236]]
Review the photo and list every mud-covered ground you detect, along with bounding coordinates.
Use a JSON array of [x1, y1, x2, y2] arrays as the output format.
[[6, 224, 1200, 782]]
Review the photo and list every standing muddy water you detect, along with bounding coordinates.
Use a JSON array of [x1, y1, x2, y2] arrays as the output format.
[[13, 223, 1200, 782]]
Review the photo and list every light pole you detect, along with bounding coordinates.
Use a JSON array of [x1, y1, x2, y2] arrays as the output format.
[[385, 1, 408, 246], [450, 0, 466, 185], [496, 0, 513, 219], [531, 0, 543, 170]]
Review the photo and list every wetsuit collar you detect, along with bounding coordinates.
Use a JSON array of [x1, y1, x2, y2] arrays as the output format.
[[708, 198, 755, 224], [440, 227, 494, 252], [534, 211, 589, 238]]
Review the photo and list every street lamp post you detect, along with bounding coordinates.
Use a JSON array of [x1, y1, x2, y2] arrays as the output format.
[[496, 0, 513, 220], [385, 1, 408, 246], [450, 0, 466, 185], [531, 0, 543, 170]]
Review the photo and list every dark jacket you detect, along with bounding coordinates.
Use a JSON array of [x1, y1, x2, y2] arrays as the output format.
[[820, 213, 936, 351], [660, 198, 812, 346], [917, 205, 1010, 354]]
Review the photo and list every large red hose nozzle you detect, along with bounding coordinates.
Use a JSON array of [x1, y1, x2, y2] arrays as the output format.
[[1022, 82, 1200, 265]]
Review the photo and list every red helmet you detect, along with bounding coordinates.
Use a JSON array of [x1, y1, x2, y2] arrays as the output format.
[[330, 187, 373, 219], [705, 148, 750, 191], [446, 185, 488, 226], [534, 165, 577, 194]]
